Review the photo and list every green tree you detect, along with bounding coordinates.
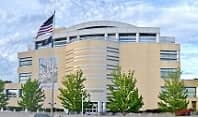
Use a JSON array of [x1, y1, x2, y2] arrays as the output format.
[[158, 70, 189, 112], [0, 80, 8, 108], [18, 79, 45, 112], [107, 67, 143, 114], [59, 70, 90, 113]]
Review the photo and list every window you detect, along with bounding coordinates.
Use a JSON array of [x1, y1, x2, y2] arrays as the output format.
[[106, 64, 117, 70], [106, 46, 119, 54], [19, 73, 32, 83], [160, 68, 177, 78], [6, 89, 18, 98], [107, 34, 116, 40], [106, 47, 119, 63], [19, 57, 32, 66], [35, 39, 52, 49], [185, 87, 196, 98], [69, 36, 77, 42], [159, 37, 175, 43], [139, 33, 156, 43], [80, 34, 104, 40], [160, 50, 178, 61], [54, 38, 67, 47], [119, 33, 136, 42]]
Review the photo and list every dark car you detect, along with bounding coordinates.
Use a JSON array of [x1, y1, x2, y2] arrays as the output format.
[[34, 113, 49, 117]]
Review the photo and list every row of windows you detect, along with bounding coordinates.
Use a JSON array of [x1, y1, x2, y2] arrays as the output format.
[[35, 33, 160, 49], [18, 50, 177, 68], [19, 57, 32, 66], [161, 87, 196, 98], [106, 67, 178, 79], [7, 87, 195, 99]]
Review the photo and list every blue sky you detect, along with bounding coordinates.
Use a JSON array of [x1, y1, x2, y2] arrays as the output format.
[[0, 0, 198, 81]]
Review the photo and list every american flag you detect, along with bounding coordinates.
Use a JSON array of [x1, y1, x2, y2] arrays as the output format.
[[36, 13, 55, 39]]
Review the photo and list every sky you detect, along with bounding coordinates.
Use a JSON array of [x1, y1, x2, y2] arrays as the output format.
[[0, 0, 198, 82]]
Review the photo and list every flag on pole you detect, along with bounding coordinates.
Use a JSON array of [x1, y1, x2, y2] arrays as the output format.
[[36, 13, 55, 39]]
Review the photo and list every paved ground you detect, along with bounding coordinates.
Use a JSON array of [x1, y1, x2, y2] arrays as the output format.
[[0, 112, 176, 117]]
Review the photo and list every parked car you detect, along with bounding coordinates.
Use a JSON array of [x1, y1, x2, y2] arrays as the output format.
[[175, 109, 192, 116], [34, 113, 49, 117]]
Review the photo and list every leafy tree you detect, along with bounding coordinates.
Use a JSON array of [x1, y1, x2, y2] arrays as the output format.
[[158, 70, 189, 112], [59, 70, 90, 113], [107, 67, 143, 114], [18, 79, 45, 112], [0, 80, 8, 108]]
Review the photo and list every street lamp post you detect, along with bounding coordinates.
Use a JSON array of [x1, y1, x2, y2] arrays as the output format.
[[50, 58, 56, 117], [50, 78, 55, 117]]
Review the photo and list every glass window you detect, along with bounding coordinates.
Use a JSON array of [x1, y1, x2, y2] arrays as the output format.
[[107, 34, 116, 40], [19, 57, 32, 66], [54, 38, 67, 47], [106, 46, 119, 54], [106, 64, 117, 70], [19, 73, 32, 83], [119, 33, 136, 42], [185, 87, 196, 98], [35, 38, 53, 49], [139, 33, 156, 43], [80, 34, 104, 40], [106, 47, 119, 62], [6, 89, 18, 98], [159, 37, 175, 43], [160, 50, 178, 61], [160, 68, 177, 78], [69, 36, 77, 43]]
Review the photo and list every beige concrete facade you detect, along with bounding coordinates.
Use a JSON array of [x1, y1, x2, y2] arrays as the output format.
[[5, 21, 182, 112]]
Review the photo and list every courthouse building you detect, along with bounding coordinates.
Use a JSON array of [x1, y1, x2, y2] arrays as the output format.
[[5, 20, 190, 112]]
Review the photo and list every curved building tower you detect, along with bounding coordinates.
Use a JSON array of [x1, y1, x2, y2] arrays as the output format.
[[12, 21, 179, 112]]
